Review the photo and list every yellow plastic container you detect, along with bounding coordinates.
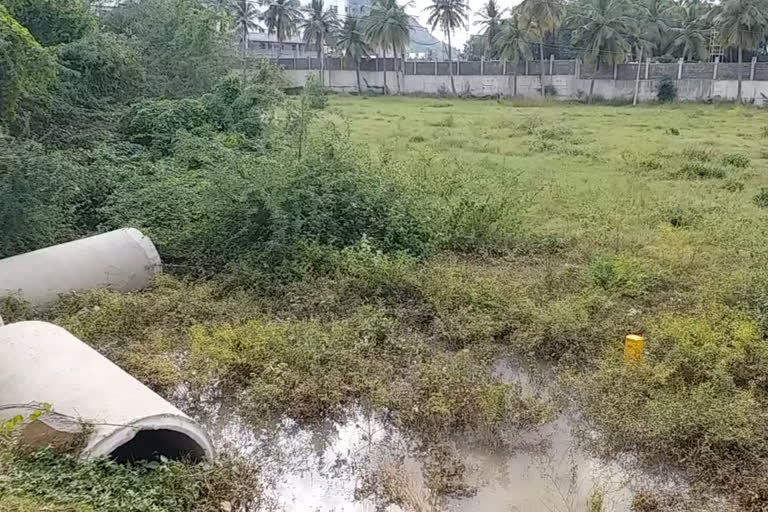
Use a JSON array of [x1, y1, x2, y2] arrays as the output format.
[[624, 334, 644, 364]]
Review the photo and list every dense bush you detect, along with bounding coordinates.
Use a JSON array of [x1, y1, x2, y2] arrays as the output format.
[[302, 73, 328, 110], [102, 0, 228, 97], [657, 77, 677, 102], [57, 31, 144, 104], [110, 127, 433, 283], [0, 135, 79, 257], [120, 98, 211, 149], [3, 0, 94, 46], [0, 5, 55, 119], [0, 446, 265, 512]]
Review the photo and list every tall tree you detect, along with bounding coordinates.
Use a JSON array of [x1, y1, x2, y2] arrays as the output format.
[[300, 0, 339, 85], [637, 0, 675, 56], [715, 0, 768, 101], [520, 0, 565, 96], [336, 15, 372, 93], [231, 0, 259, 85], [260, 0, 301, 59], [475, 0, 505, 58], [425, 0, 469, 95], [494, 13, 532, 96], [568, 0, 633, 100], [669, 2, 708, 61], [364, 0, 410, 94]]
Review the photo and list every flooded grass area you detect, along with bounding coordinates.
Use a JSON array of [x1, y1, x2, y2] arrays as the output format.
[[4, 98, 768, 510]]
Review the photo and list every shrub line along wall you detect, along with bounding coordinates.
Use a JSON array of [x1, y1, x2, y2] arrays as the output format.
[[278, 56, 768, 104]]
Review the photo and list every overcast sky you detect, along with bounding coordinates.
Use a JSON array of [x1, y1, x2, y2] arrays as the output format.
[[406, 0, 523, 48]]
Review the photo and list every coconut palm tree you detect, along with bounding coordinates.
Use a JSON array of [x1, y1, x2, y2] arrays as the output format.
[[475, 0, 505, 58], [231, 0, 260, 85], [520, 0, 565, 96], [425, 0, 469, 95], [637, 0, 675, 56], [300, 0, 339, 85], [494, 13, 532, 95], [715, 0, 768, 101], [260, 0, 301, 59], [669, 2, 708, 61], [337, 16, 373, 93], [569, 0, 633, 100], [364, 0, 410, 94]]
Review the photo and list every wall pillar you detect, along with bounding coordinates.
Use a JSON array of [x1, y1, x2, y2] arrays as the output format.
[[457, 60, 460, 76], [525, 60, 529, 75], [677, 58, 683, 80], [481, 56, 485, 76], [751, 56, 757, 81], [613, 62, 618, 81], [549, 54, 555, 75], [645, 58, 650, 80], [502, 60, 507, 75], [713, 56, 719, 80], [434, 59, 438, 76]]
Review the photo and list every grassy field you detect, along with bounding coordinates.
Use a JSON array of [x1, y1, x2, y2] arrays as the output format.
[[4, 96, 768, 510]]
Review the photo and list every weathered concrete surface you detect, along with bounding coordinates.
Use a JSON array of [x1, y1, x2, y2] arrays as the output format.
[[0, 321, 213, 461], [0, 228, 162, 306]]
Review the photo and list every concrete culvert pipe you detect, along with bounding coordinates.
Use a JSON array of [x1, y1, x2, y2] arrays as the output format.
[[0, 321, 214, 462], [0, 228, 162, 306]]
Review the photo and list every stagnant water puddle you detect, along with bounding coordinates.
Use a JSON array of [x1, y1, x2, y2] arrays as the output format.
[[175, 360, 716, 511]]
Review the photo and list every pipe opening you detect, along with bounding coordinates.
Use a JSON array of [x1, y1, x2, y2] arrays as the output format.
[[109, 429, 206, 463]]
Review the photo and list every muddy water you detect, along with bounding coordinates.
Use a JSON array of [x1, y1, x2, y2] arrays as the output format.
[[183, 359, 639, 512]]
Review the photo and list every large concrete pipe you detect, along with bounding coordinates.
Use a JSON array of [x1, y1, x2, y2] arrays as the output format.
[[0, 228, 162, 306], [0, 321, 214, 461]]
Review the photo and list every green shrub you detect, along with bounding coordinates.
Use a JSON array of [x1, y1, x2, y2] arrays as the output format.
[[302, 73, 327, 110], [657, 77, 677, 103], [589, 254, 662, 297], [754, 188, 768, 208], [391, 350, 551, 436], [57, 31, 144, 104], [0, 447, 265, 512], [681, 145, 716, 162], [443, 196, 520, 254], [722, 178, 745, 192], [4, 0, 94, 47], [0, 5, 56, 120], [574, 305, 768, 485], [110, 128, 433, 281], [675, 161, 725, 179], [721, 152, 750, 168], [120, 98, 210, 149], [0, 135, 81, 257]]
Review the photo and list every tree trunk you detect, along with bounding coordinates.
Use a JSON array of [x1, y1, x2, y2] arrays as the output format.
[[318, 43, 324, 85], [356, 60, 362, 94], [383, 49, 388, 94], [242, 26, 248, 88], [393, 42, 401, 94], [277, 34, 282, 61], [633, 46, 643, 106], [513, 68, 518, 96], [737, 46, 743, 102], [447, 30, 456, 95], [539, 38, 545, 97]]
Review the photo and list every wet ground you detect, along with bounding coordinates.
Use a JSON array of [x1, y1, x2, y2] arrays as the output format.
[[178, 359, 644, 511]]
